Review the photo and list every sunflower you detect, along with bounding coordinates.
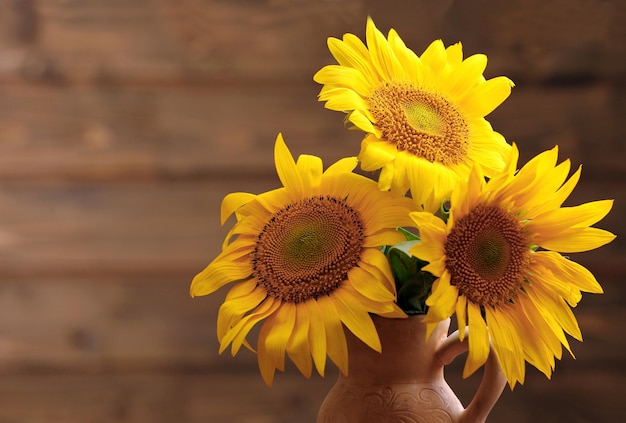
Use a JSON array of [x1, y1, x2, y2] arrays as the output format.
[[313, 17, 514, 211], [191, 134, 416, 385], [409, 144, 615, 387]]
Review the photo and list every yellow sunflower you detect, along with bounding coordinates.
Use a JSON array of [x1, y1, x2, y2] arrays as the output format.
[[191, 134, 416, 386], [409, 144, 615, 387], [313, 17, 514, 211]]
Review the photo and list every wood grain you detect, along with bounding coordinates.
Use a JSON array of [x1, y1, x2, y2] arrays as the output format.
[[0, 0, 625, 421]]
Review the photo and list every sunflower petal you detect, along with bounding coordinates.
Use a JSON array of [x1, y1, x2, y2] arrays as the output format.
[[425, 272, 458, 322], [222, 296, 279, 356], [264, 303, 297, 373], [286, 304, 313, 378], [464, 302, 490, 378], [460, 76, 514, 117], [348, 266, 396, 302], [327, 37, 378, 84], [190, 258, 252, 297], [529, 199, 614, 233], [455, 295, 468, 341], [333, 286, 382, 353], [533, 251, 604, 294], [358, 135, 398, 170], [365, 17, 404, 80], [348, 110, 378, 134], [305, 300, 328, 376], [324, 156, 358, 175], [537, 227, 616, 253], [296, 154, 323, 189], [317, 296, 348, 374], [274, 134, 302, 194], [221, 192, 256, 225], [313, 65, 372, 97], [486, 305, 525, 385]]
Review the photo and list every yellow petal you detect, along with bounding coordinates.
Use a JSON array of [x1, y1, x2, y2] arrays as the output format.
[[363, 229, 407, 249], [217, 287, 267, 344], [460, 76, 514, 117], [358, 134, 398, 170], [387, 29, 422, 83], [485, 305, 525, 385], [420, 39, 447, 72], [537, 227, 616, 253], [321, 87, 369, 112], [527, 283, 581, 343], [348, 110, 378, 134], [324, 156, 358, 176], [377, 160, 395, 191], [317, 295, 348, 374], [424, 272, 458, 322], [347, 266, 395, 302], [455, 295, 468, 341], [517, 294, 560, 376], [342, 32, 370, 59], [190, 258, 253, 297], [446, 53, 487, 99], [333, 287, 382, 353], [445, 42, 463, 65], [365, 17, 404, 80], [407, 158, 457, 213], [286, 304, 313, 378], [296, 154, 323, 190], [257, 319, 276, 386], [464, 302, 490, 378], [305, 299, 328, 376], [222, 296, 279, 356], [263, 302, 296, 373], [342, 283, 404, 317], [217, 280, 261, 340], [221, 192, 256, 225], [409, 211, 448, 236], [359, 247, 396, 293], [532, 251, 604, 294], [327, 36, 378, 84], [274, 133, 302, 194], [528, 199, 614, 233], [313, 64, 372, 97]]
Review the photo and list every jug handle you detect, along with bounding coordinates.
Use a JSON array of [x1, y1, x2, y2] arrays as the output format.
[[435, 329, 507, 423]]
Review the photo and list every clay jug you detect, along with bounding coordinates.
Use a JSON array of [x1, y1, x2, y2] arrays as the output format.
[[317, 315, 506, 423]]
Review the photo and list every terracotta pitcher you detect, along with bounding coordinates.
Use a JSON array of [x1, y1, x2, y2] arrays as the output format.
[[317, 315, 506, 423]]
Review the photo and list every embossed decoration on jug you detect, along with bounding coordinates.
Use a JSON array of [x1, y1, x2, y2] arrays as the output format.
[[319, 382, 458, 423]]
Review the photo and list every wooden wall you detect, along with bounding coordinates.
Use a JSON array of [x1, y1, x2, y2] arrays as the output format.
[[0, 1, 624, 421]]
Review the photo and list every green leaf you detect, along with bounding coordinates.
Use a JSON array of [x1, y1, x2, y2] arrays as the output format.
[[385, 241, 436, 314], [396, 271, 437, 314]]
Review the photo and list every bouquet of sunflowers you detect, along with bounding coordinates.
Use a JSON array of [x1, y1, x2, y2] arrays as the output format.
[[190, 18, 615, 390]]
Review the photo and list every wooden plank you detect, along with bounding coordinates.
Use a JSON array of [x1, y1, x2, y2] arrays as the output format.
[[0, 84, 363, 183], [0, 372, 334, 423], [0, 0, 367, 85], [0, 364, 623, 422], [0, 83, 624, 182], [0, 277, 234, 371], [0, 177, 622, 279], [0, 0, 624, 85], [367, 0, 626, 82], [0, 274, 622, 372], [0, 176, 622, 282], [0, 180, 268, 277], [490, 85, 626, 176]]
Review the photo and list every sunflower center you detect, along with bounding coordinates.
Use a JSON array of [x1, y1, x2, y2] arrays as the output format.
[[252, 195, 365, 303], [369, 83, 470, 165], [444, 205, 529, 307]]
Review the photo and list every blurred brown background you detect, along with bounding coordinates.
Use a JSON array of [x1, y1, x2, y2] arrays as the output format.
[[0, 0, 624, 422]]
